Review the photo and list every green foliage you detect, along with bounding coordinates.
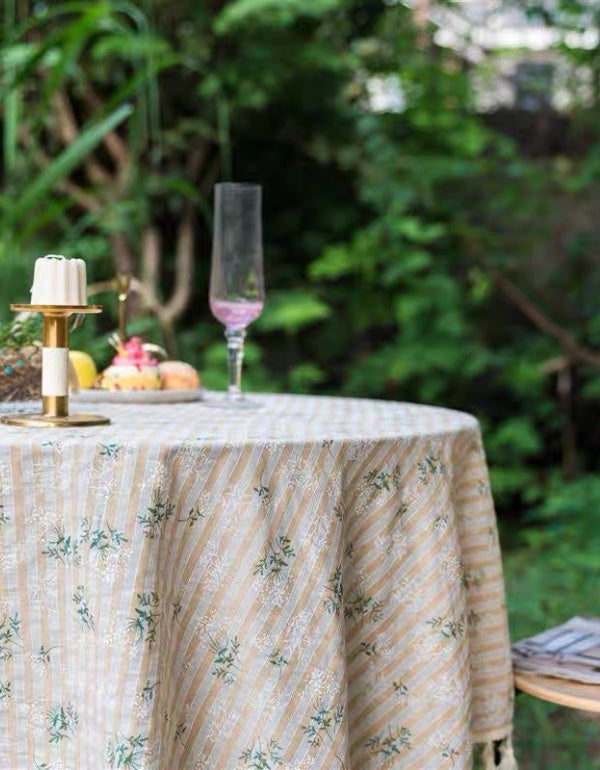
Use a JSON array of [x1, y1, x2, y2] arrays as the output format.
[[256, 290, 330, 334], [6, 103, 133, 233], [214, 0, 344, 33], [505, 473, 600, 766], [0, 316, 41, 350]]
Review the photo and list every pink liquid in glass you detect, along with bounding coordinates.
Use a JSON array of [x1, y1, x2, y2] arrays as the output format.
[[210, 297, 264, 329]]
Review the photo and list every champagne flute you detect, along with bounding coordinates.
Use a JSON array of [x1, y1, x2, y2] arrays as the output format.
[[209, 182, 264, 406]]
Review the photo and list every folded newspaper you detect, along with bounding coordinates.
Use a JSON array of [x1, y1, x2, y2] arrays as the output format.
[[512, 616, 600, 684]]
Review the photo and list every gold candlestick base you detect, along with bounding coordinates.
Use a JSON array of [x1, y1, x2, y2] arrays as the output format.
[[1, 413, 111, 428], [0, 304, 110, 428]]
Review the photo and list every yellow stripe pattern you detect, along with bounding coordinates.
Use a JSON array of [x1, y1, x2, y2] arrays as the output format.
[[0, 394, 513, 769]]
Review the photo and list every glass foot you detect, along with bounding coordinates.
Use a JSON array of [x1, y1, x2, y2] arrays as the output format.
[[202, 392, 262, 410]]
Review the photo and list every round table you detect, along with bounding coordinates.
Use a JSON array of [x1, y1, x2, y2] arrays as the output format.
[[0, 394, 514, 769]]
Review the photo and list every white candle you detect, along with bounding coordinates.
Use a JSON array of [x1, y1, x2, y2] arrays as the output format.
[[30, 255, 87, 305], [42, 348, 69, 396]]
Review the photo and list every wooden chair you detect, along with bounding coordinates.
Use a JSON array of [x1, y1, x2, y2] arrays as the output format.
[[514, 670, 600, 714]]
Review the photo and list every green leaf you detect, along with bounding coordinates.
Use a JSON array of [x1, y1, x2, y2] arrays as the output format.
[[214, 0, 343, 33], [90, 33, 170, 61], [8, 103, 133, 221], [392, 217, 446, 243], [489, 466, 537, 500], [288, 363, 325, 391], [309, 244, 353, 281], [256, 291, 331, 333], [487, 417, 543, 458], [381, 249, 432, 286]]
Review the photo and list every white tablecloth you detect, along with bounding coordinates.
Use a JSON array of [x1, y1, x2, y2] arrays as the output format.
[[0, 394, 514, 769]]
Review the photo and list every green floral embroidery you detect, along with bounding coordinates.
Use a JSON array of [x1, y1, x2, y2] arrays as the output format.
[[34, 756, 56, 770], [468, 609, 482, 628], [140, 679, 159, 705], [393, 680, 409, 698], [73, 585, 95, 631], [174, 720, 187, 745], [461, 563, 483, 588], [80, 517, 127, 560], [418, 455, 446, 484], [254, 483, 271, 507], [333, 502, 345, 521], [106, 733, 148, 768], [303, 701, 344, 747], [345, 541, 354, 559], [434, 513, 449, 530], [396, 502, 409, 517], [177, 505, 205, 527], [0, 504, 9, 527], [363, 466, 401, 492], [344, 591, 383, 624], [36, 645, 57, 664], [269, 649, 288, 677], [128, 591, 161, 645], [254, 535, 295, 577], [354, 641, 378, 658], [0, 680, 10, 700], [100, 443, 121, 458], [442, 744, 460, 762], [365, 726, 411, 757], [0, 612, 22, 660], [477, 480, 489, 496], [42, 527, 81, 564], [240, 738, 284, 768], [209, 634, 241, 684], [427, 614, 465, 639], [324, 564, 343, 615], [172, 600, 182, 622], [137, 497, 175, 539], [47, 703, 78, 743]]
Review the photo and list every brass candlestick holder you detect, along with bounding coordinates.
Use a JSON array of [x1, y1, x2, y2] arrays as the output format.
[[0, 304, 110, 427]]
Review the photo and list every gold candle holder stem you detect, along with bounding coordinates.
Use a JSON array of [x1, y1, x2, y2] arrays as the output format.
[[42, 394, 68, 419], [43, 313, 68, 348], [0, 304, 110, 428], [42, 313, 69, 419]]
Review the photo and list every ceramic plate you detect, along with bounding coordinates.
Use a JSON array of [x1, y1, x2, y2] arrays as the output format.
[[71, 388, 205, 404]]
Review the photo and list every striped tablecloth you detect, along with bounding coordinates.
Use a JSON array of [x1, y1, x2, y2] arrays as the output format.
[[0, 394, 514, 769]]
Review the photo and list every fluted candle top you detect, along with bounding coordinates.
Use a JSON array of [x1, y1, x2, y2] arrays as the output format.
[[30, 255, 87, 306]]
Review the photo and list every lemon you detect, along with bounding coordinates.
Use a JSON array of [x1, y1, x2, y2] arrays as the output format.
[[69, 350, 97, 389]]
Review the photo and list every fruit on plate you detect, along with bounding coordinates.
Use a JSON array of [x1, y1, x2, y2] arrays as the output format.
[[158, 360, 201, 390], [96, 337, 161, 391], [69, 350, 97, 389]]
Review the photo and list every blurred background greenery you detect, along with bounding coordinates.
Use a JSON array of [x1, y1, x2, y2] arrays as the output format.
[[2, 0, 600, 765]]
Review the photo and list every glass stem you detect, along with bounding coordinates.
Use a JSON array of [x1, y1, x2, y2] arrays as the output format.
[[225, 326, 246, 398]]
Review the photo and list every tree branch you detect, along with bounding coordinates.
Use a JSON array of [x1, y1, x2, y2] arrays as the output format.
[[58, 178, 99, 212], [489, 265, 600, 369], [140, 226, 161, 308], [81, 84, 131, 181], [109, 232, 136, 275], [162, 209, 194, 323], [87, 279, 119, 297], [18, 123, 99, 212], [51, 89, 111, 185]]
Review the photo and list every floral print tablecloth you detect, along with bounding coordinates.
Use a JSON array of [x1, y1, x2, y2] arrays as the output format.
[[0, 394, 514, 769]]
